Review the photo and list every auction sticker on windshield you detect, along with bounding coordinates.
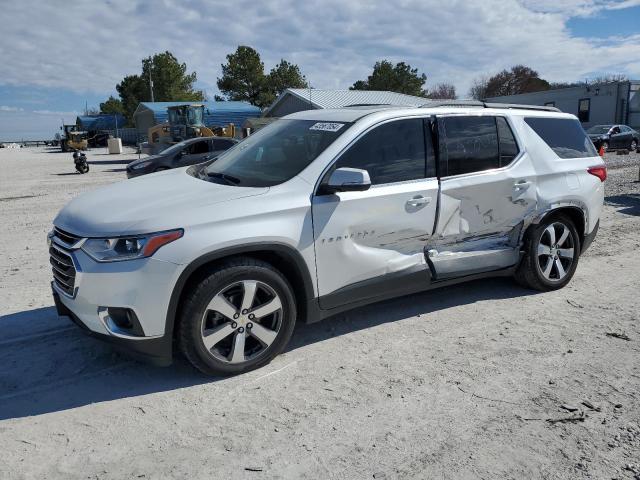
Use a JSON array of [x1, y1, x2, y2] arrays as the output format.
[[309, 122, 345, 132]]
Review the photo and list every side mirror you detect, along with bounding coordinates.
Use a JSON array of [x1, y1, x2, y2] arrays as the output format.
[[321, 167, 371, 194]]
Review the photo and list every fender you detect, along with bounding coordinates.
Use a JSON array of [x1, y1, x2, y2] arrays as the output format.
[[164, 242, 318, 347]]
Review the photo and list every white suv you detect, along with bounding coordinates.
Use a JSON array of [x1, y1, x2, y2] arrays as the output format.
[[50, 102, 606, 375]]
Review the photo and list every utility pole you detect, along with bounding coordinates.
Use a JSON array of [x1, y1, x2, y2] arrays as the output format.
[[149, 71, 155, 103]]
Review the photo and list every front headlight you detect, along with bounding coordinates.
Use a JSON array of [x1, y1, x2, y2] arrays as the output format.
[[81, 229, 183, 262], [131, 160, 153, 170]]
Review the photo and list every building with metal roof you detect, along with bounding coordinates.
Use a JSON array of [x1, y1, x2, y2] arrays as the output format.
[[487, 80, 640, 130], [264, 88, 428, 117], [76, 114, 125, 131], [133, 101, 261, 138]]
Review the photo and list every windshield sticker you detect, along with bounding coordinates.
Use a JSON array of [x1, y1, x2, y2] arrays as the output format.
[[309, 122, 345, 132]]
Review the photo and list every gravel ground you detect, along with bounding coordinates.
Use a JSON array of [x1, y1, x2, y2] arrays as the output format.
[[1, 146, 639, 479]]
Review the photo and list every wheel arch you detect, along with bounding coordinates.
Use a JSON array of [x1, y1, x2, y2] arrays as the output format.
[[526, 205, 586, 249], [166, 243, 316, 343]]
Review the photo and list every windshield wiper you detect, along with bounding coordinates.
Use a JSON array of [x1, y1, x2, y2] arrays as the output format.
[[205, 171, 241, 185]]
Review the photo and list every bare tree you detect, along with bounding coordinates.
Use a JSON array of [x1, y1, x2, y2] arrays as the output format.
[[426, 82, 457, 100], [468, 75, 489, 100]]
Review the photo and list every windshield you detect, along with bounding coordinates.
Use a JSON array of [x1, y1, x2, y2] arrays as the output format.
[[587, 125, 613, 134], [188, 107, 203, 126], [200, 119, 351, 187]]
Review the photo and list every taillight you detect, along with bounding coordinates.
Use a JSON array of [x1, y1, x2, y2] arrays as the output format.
[[587, 166, 607, 182]]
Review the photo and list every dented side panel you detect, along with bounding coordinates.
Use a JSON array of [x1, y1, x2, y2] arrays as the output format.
[[312, 179, 439, 297]]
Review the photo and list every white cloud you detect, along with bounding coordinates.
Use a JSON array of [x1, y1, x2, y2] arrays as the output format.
[[32, 109, 80, 116], [0, 0, 639, 99], [0, 105, 24, 112]]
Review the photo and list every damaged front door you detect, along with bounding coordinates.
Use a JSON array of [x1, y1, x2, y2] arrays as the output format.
[[312, 118, 438, 309], [429, 115, 537, 278]]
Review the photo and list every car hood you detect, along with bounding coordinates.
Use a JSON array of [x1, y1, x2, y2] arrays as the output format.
[[588, 133, 608, 139], [54, 168, 268, 237], [127, 154, 164, 169]]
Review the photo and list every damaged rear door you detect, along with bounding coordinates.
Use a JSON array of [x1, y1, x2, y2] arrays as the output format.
[[312, 117, 438, 309], [429, 114, 537, 279]]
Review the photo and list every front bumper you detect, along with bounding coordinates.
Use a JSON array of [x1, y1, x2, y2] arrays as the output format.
[[50, 245, 182, 366], [53, 287, 173, 366]]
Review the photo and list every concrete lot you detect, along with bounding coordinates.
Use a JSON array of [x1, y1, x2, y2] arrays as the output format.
[[1, 146, 639, 479]]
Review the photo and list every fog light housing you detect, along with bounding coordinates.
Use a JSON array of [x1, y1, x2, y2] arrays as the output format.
[[98, 307, 145, 337]]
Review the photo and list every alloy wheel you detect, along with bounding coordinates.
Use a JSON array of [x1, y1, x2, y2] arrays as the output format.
[[631, 139, 638, 151], [537, 222, 575, 282], [200, 280, 283, 364]]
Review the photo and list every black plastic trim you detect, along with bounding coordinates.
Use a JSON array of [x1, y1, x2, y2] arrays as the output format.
[[581, 220, 599, 253], [52, 286, 172, 366]]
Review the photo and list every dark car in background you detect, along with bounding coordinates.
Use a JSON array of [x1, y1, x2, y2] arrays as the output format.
[[587, 124, 639, 152], [127, 136, 238, 178]]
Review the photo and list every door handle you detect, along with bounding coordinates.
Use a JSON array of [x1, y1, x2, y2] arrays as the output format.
[[513, 181, 531, 192], [406, 195, 431, 207]]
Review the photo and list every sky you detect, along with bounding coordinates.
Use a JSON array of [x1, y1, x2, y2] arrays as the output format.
[[1, 0, 639, 141]]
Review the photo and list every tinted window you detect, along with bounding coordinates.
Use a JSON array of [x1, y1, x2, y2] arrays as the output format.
[[202, 119, 350, 187], [188, 140, 209, 155], [440, 116, 499, 176], [334, 119, 426, 185], [496, 117, 519, 166], [213, 139, 235, 150], [525, 117, 598, 158]]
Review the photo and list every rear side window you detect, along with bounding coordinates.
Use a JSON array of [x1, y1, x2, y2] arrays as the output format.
[[439, 116, 499, 176], [525, 117, 598, 158], [335, 119, 425, 185]]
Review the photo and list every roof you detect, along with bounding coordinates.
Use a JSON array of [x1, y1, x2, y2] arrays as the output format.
[[264, 88, 427, 116], [285, 102, 567, 123], [133, 101, 261, 130], [76, 114, 125, 130], [136, 101, 260, 115]]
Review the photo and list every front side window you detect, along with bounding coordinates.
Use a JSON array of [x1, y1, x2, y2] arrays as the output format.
[[201, 119, 351, 187], [188, 140, 209, 155], [525, 117, 598, 159], [334, 119, 426, 185], [439, 116, 500, 176]]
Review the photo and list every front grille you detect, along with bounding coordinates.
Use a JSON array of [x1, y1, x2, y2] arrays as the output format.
[[54, 227, 81, 246], [50, 245, 76, 296]]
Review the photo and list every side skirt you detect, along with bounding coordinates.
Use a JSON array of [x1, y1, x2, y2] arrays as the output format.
[[306, 263, 519, 323]]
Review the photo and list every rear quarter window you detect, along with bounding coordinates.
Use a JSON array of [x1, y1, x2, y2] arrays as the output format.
[[524, 117, 598, 159]]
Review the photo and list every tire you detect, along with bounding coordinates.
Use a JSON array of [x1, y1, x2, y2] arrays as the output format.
[[601, 141, 609, 152], [178, 257, 297, 376], [514, 214, 581, 291], [631, 139, 638, 151]]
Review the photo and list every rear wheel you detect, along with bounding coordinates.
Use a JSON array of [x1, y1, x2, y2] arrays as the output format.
[[631, 139, 638, 151], [178, 258, 297, 376], [515, 214, 580, 291]]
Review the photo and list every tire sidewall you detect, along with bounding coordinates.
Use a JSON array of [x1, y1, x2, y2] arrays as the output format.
[[530, 215, 581, 290], [183, 263, 297, 375]]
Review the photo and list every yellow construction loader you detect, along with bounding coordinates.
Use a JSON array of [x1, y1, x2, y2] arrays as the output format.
[[146, 104, 235, 154]]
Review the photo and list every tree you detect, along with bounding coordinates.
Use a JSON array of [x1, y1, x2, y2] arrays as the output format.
[[350, 60, 427, 97], [100, 96, 124, 115], [468, 75, 490, 100], [111, 51, 203, 123], [265, 59, 308, 102], [217, 47, 308, 109], [426, 82, 457, 100], [217, 46, 267, 107], [485, 65, 550, 98]]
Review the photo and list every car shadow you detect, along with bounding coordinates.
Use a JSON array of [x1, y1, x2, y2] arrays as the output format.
[[87, 159, 133, 165], [52, 172, 81, 176], [0, 278, 537, 420], [605, 193, 640, 216]]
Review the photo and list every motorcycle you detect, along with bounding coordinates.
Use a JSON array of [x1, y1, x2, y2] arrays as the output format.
[[73, 150, 90, 174]]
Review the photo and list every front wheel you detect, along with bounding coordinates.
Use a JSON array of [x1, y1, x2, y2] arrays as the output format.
[[515, 214, 581, 291], [631, 139, 638, 151], [178, 258, 297, 376]]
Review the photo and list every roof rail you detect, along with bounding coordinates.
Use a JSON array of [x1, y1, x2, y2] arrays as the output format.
[[342, 103, 393, 108], [419, 100, 560, 112]]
